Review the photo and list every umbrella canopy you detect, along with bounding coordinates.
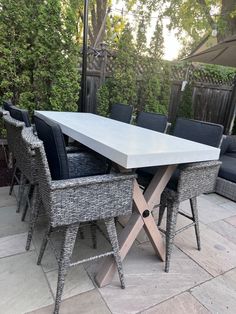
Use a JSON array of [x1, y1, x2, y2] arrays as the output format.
[[184, 34, 236, 67]]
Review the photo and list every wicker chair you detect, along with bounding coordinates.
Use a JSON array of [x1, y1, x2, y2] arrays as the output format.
[[3, 114, 26, 208], [138, 118, 223, 272], [136, 111, 168, 133], [159, 160, 221, 272], [110, 103, 133, 124], [21, 127, 135, 314]]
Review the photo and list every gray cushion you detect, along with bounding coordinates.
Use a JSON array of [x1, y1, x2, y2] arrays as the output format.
[[136, 112, 167, 133], [219, 155, 236, 183]]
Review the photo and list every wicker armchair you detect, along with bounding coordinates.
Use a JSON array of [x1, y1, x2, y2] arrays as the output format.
[[159, 160, 221, 272], [21, 127, 135, 314], [3, 114, 26, 207]]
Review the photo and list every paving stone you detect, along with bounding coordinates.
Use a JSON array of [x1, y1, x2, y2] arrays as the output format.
[[0, 251, 53, 314], [220, 201, 236, 211], [26, 289, 111, 314], [0, 186, 17, 208], [46, 264, 95, 300], [208, 220, 236, 245], [201, 193, 230, 205], [180, 196, 236, 224], [174, 218, 236, 276], [191, 268, 236, 314], [224, 215, 236, 227], [0, 205, 28, 238], [141, 292, 209, 314], [0, 232, 34, 258], [90, 243, 211, 314]]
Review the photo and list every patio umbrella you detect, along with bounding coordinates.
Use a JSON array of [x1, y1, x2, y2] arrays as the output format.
[[184, 34, 236, 134], [184, 34, 236, 67]]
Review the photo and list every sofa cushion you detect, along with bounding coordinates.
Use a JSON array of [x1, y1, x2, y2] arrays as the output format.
[[219, 155, 236, 183]]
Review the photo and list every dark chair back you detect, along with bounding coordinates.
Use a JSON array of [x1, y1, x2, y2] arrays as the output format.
[[34, 115, 69, 180], [110, 103, 133, 124], [136, 111, 168, 133], [9, 106, 31, 127], [173, 118, 223, 148], [2, 100, 13, 111]]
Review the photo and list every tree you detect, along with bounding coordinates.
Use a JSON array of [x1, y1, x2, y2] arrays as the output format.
[[0, 0, 80, 112], [159, 0, 236, 53]]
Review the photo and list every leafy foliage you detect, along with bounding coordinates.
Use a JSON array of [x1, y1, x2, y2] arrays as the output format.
[[0, 0, 80, 114]]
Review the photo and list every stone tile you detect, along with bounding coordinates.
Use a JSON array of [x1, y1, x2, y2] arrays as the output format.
[[142, 292, 209, 314], [191, 268, 236, 314], [0, 205, 28, 238], [0, 251, 53, 314], [0, 232, 34, 258], [174, 218, 236, 276], [0, 186, 17, 208], [92, 243, 211, 314], [26, 289, 111, 314], [224, 215, 236, 227], [220, 201, 236, 211], [180, 196, 236, 224], [46, 265, 94, 300], [201, 192, 230, 205], [208, 220, 236, 245]]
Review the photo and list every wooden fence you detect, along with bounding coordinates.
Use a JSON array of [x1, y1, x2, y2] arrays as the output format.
[[82, 47, 236, 134]]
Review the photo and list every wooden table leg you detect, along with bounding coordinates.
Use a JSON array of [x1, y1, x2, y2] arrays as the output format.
[[95, 164, 177, 287]]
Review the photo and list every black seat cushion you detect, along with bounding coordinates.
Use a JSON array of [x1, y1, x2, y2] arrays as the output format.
[[137, 118, 223, 190], [2, 100, 13, 111], [136, 112, 167, 133], [34, 115, 69, 180], [219, 155, 236, 183], [110, 103, 133, 124], [173, 118, 223, 148], [9, 106, 31, 127]]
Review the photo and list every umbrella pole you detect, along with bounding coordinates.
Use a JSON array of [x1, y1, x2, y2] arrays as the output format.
[[79, 0, 89, 112]]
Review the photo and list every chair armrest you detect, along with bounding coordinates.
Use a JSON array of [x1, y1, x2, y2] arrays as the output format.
[[48, 173, 136, 227], [177, 160, 221, 199], [51, 173, 136, 191], [67, 152, 108, 178]]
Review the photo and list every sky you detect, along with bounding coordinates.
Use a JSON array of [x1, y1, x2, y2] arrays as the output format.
[[111, 2, 182, 61]]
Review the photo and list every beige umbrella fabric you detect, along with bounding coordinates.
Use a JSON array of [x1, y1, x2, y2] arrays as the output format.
[[184, 34, 236, 67]]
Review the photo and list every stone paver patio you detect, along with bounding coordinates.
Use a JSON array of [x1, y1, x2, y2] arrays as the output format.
[[0, 185, 236, 314]]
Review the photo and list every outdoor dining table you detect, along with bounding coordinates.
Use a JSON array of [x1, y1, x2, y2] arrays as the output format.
[[35, 111, 220, 287]]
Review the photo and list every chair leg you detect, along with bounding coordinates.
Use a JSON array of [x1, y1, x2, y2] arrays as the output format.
[[165, 201, 179, 273], [9, 164, 17, 195], [90, 222, 97, 249], [26, 186, 40, 251], [37, 224, 53, 264], [104, 218, 125, 289], [157, 197, 166, 227], [54, 224, 79, 314], [190, 197, 201, 251], [16, 173, 25, 213], [21, 184, 34, 222]]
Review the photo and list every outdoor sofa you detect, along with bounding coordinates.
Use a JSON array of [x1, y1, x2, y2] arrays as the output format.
[[216, 135, 236, 202]]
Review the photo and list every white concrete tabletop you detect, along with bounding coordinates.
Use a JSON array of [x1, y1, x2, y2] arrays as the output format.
[[35, 111, 220, 169]]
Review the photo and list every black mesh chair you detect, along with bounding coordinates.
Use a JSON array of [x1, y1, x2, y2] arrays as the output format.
[[136, 111, 168, 133], [9, 106, 31, 127], [138, 118, 223, 272], [110, 103, 133, 124], [173, 118, 223, 147], [2, 100, 13, 111]]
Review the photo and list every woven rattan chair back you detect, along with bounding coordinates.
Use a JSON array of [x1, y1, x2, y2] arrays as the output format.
[[3, 114, 25, 160], [110, 103, 133, 124], [136, 111, 168, 133]]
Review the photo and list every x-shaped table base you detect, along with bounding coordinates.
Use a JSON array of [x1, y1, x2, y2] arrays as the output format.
[[95, 164, 177, 287]]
